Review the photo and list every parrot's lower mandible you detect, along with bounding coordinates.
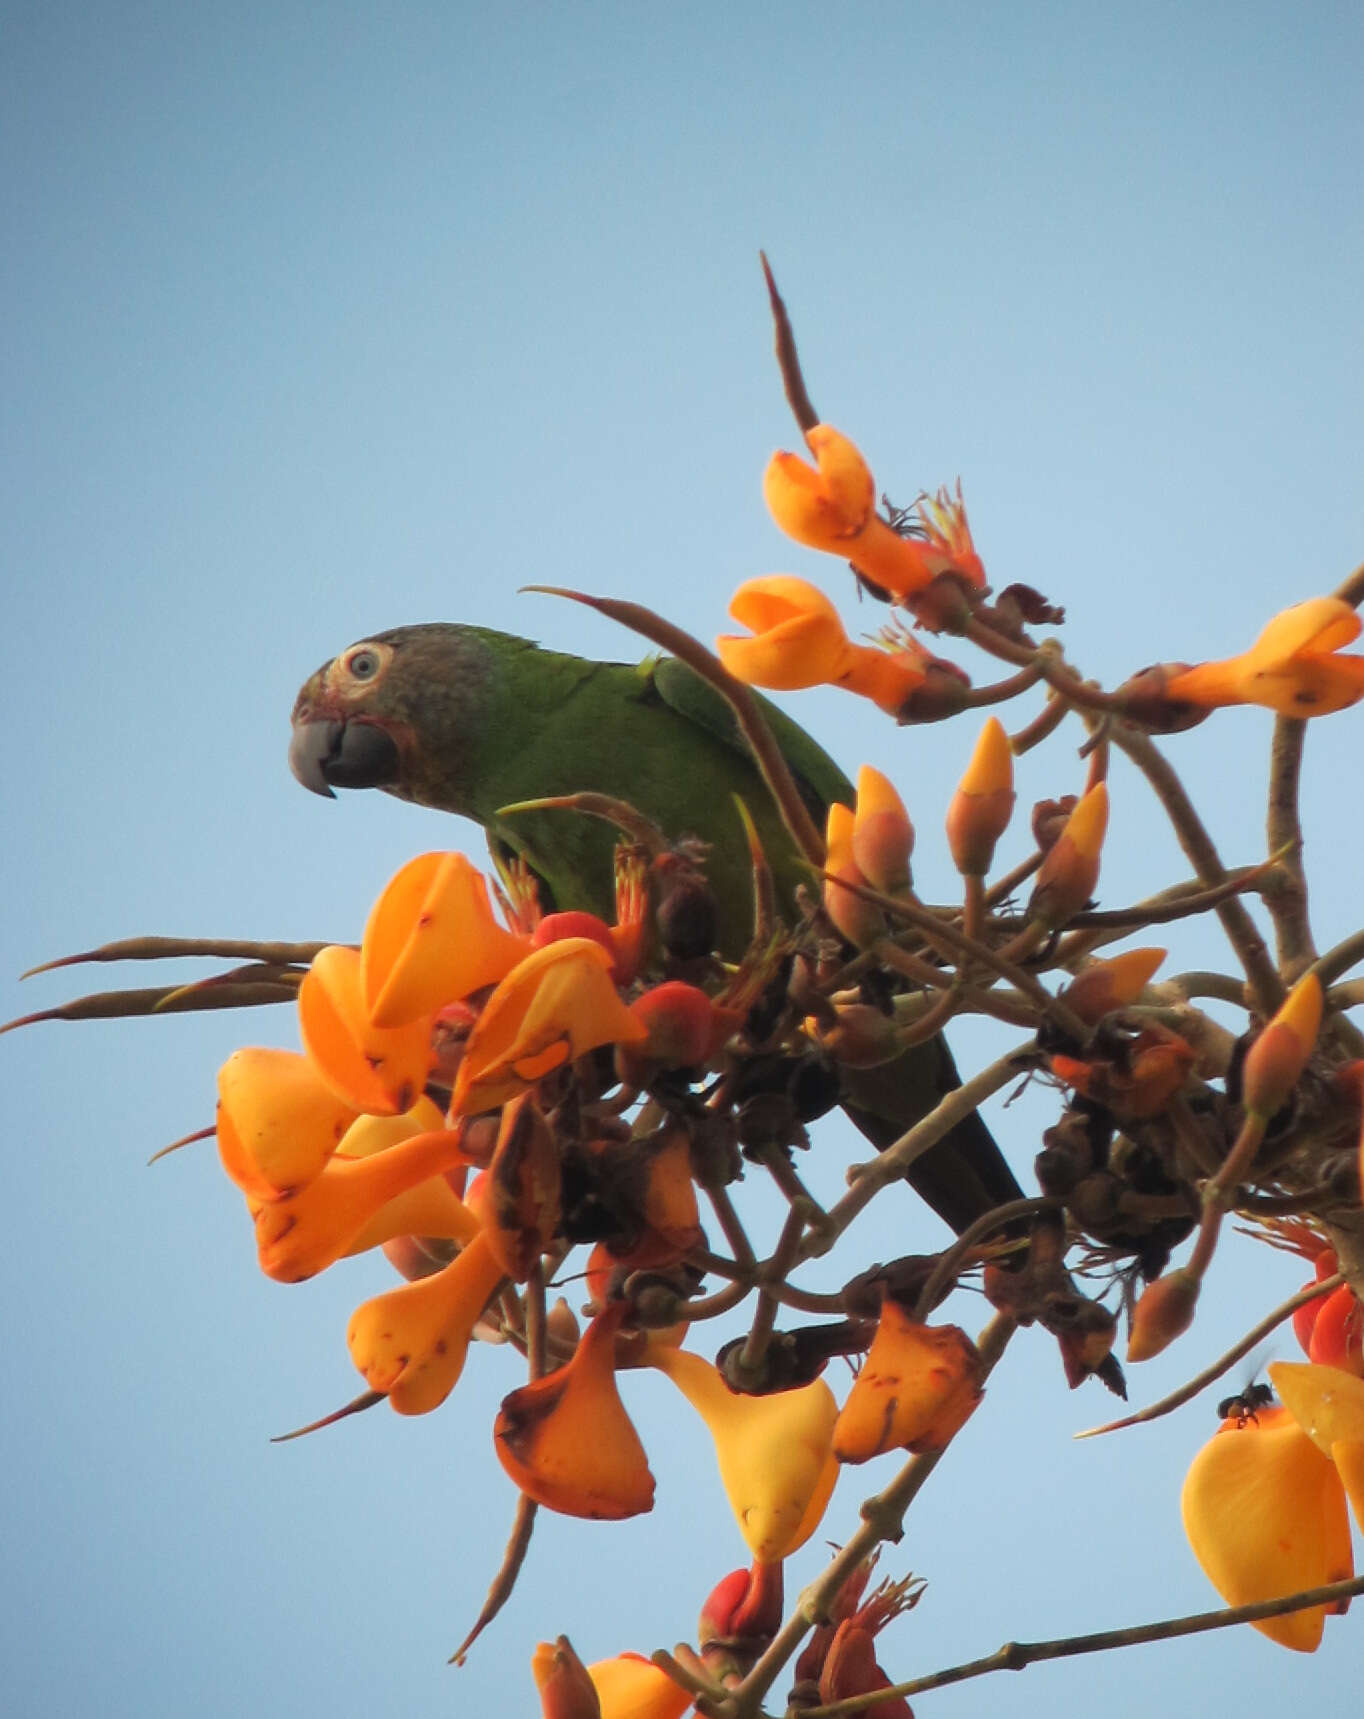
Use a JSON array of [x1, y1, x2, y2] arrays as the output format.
[[289, 622, 1022, 1234]]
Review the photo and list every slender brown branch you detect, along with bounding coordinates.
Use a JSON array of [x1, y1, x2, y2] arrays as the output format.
[[1008, 692, 1069, 755], [448, 1492, 539, 1665], [1109, 726, 1283, 1013], [1075, 1271, 1344, 1437], [913, 1198, 1060, 1320], [799, 1573, 1364, 1714], [1265, 714, 1315, 973], [760, 252, 819, 432], [19, 934, 330, 977], [735, 1205, 806, 1380]]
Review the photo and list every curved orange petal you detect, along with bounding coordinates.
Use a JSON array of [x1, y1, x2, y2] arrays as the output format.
[[588, 1655, 691, 1719], [347, 1229, 505, 1415], [495, 1305, 656, 1519], [299, 944, 433, 1115], [1181, 1405, 1352, 1651], [362, 851, 529, 1028], [215, 1047, 358, 1198]]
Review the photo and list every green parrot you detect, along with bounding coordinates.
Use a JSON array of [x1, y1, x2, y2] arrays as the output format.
[[289, 623, 1022, 1233]]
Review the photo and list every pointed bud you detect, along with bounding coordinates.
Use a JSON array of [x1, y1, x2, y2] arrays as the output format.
[[824, 802, 882, 948], [945, 717, 1015, 877], [1028, 783, 1109, 931], [852, 765, 914, 894], [833, 1305, 983, 1462], [532, 1636, 602, 1719], [1127, 1266, 1199, 1362], [495, 1304, 656, 1519], [1060, 948, 1167, 1027], [1241, 973, 1324, 1120]]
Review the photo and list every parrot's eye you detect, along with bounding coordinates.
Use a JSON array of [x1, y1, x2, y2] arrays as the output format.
[[345, 647, 381, 681]]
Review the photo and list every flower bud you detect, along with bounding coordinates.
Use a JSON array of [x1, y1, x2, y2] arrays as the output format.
[[851, 765, 914, 894], [532, 1636, 602, 1719], [945, 717, 1014, 877], [1127, 1266, 1199, 1362], [1241, 973, 1323, 1120], [1027, 783, 1108, 931]]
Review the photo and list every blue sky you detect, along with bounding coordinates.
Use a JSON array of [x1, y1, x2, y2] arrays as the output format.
[[4, 4, 1363, 1715]]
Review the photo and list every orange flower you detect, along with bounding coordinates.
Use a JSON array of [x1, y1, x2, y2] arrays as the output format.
[[298, 943, 434, 1115], [249, 1120, 477, 1282], [833, 1305, 983, 1462], [347, 1229, 505, 1415], [451, 938, 648, 1115], [215, 1047, 358, 1199], [763, 424, 985, 601], [716, 575, 930, 715], [1270, 1361, 1364, 1532], [1162, 598, 1364, 717], [495, 1303, 656, 1519], [648, 1344, 838, 1562], [588, 1656, 692, 1719], [361, 851, 530, 1028], [1181, 1403, 1353, 1650]]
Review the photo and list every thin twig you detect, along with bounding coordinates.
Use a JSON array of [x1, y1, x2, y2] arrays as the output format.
[[1265, 715, 1315, 974], [1074, 1271, 1344, 1437], [798, 1573, 1364, 1715], [760, 252, 819, 432]]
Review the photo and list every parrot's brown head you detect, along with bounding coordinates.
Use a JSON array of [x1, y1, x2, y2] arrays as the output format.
[[289, 623, 496, 807]]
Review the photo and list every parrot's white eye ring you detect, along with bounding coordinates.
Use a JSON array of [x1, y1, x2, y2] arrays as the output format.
[[345, 647, 381, 681]]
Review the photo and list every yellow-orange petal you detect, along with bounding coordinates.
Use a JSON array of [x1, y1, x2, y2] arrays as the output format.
[[648, 1344, 838, 1562], [251, 1125, 477, 1283], [299, 943, 433, 1115], [347, 1229, 505, 1415], [945, 716, 1016, 876], [832, 1306, 983, 1462], [762, 431, 873, 550], [1268, 1361, 1364, 1457], [362, 851, 530, 1028], [215, 1047, 359, 1198], [1181, 1404, 1352, 1650], [823, 801, 882, 949], [716, 576, 851, 690], [452, 938, 648, 1116], [495, 1304, 656, 1519], [588, 1655, 691, 1719], [1249, 596, 1362, 661]]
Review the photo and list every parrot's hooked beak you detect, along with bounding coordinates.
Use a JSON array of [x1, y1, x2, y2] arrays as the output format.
[[289, 713, 401, 797]]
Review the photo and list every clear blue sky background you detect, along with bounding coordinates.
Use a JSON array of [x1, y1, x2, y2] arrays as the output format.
[[4, 4, 1363, 1715]]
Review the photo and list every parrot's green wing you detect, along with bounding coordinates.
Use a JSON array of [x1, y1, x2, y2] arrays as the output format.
[[649, 655, 854, 822]]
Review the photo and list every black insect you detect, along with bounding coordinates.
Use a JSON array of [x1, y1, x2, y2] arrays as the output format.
[[1216, 1380, 1274, 1425]]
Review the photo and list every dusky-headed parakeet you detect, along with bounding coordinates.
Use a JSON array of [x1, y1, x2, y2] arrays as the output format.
[[289, 623, 1021, 1233]]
